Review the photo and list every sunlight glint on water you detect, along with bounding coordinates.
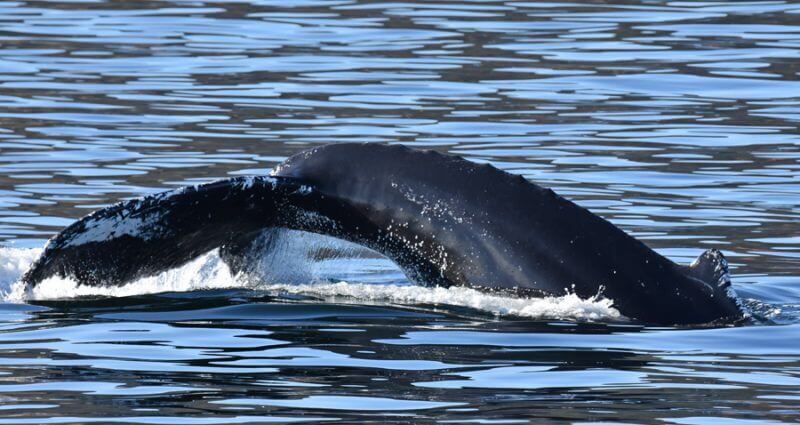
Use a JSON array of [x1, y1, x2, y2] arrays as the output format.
[[0, 0, 799, 423]]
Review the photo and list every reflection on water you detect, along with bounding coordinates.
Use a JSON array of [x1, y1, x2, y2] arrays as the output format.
[[0, 0, 799, 423], [2, 294, 800, 424]]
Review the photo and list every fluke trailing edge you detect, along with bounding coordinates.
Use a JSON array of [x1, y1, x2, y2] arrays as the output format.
[[21, 143, 744, 325]]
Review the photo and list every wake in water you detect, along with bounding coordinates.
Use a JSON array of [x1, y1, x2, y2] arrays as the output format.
[[0, 230, 623, 322]]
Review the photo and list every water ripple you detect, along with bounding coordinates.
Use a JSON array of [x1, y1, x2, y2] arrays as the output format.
[[0, 0, 798, 423]]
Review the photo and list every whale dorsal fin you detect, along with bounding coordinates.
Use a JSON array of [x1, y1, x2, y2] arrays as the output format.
[[687, 249, 731, 289]]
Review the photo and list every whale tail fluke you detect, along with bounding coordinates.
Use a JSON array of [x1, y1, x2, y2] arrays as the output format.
[[687, 248, 731, 289], [20, 176, 312, 288]]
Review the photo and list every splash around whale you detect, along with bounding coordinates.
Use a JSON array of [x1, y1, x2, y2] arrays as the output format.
[[20, 143, 744, 325]]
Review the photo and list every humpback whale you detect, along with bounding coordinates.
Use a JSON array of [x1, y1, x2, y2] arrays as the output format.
[[21, 143, 743, 325]]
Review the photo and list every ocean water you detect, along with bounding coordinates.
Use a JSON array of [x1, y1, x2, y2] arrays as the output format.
[[1, 0, 799, 423]]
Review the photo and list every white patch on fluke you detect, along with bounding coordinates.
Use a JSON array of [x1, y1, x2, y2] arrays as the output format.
[[64, 213, 165, 248], [236, 175, 278, 190], [60, 176, 281, 249]]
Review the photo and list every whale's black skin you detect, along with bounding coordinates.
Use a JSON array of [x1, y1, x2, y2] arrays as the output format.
[[21, 143, 744, 325]]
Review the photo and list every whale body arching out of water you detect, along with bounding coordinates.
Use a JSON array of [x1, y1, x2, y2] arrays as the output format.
[[21, 143, 744, 325]]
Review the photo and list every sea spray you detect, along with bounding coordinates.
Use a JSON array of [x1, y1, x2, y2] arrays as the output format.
[[0, 247, 41, 302]]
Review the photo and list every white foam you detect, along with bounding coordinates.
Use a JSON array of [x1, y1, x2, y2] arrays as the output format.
[[1, 249, 241, 303], [0, 245, 621, 322], [0, 247, 42, 298], [258, 282, 621, 321]]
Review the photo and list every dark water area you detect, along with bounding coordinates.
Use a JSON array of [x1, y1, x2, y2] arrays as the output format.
[[0, 0, 799, 423]]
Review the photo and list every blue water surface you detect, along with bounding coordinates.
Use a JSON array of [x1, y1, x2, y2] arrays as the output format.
[[0, 0, 799, 423]]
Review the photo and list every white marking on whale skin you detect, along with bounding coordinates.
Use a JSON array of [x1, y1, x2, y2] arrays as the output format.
[[53, 182, 202, 249], [62, 210, 167, 248], [55, 176, 285, 249], [235, 175, 278, 191], [238, 176, 258, 190]]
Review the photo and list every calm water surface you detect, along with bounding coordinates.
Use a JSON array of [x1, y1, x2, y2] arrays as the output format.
[[0, 0, 799, 423]]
